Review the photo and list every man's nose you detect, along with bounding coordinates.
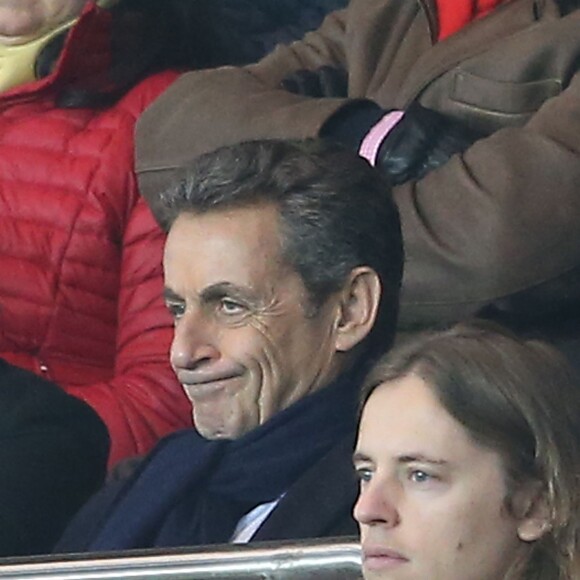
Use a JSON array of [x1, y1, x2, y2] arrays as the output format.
[[353, 478, 400, 528], [170, 313, 220, 369]]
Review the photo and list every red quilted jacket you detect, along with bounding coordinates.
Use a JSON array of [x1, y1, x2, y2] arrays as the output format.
[[0, 4, 191, 468]]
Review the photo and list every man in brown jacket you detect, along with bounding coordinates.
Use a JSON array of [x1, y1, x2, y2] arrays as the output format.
[[136, 0, 580, 342]]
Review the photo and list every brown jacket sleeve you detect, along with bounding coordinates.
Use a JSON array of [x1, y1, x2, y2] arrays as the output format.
[[396, 71, 580, 326]]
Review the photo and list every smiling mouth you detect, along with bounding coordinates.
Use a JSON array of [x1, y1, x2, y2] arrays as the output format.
[[180, 374, 242, 401]]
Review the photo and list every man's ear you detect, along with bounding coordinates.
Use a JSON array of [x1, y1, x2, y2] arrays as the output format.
[[334, 267, 381, 353], [515, 483, 552, 542]]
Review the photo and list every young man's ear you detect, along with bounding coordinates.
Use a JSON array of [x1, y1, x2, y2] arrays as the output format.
[[515, 482, 552, 542], [334, 266, 381, 353]]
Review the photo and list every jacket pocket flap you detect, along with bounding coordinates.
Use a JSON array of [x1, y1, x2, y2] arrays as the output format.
[[452, 70, 562, 114]]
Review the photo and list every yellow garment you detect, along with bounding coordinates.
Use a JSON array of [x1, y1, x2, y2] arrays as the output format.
[[0, 0, 118, 93]]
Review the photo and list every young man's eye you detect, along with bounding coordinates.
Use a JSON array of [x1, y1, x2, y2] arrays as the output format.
[[354, 467, 373, 483], [166, 301, 186, 319], [408, 469, 435, 484]]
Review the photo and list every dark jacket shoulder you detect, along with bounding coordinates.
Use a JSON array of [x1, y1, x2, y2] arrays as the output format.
[[254, 435, 358, 541], [0, 359, 109, 556]]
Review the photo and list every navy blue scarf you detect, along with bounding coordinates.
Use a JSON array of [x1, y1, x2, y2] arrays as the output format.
[[87, 368, 362, 550]]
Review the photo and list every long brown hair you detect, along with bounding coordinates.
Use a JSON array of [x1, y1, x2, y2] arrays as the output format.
[[361, 320, 580, 580]]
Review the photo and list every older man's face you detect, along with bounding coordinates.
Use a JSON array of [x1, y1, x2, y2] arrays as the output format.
[[163, 205, 344, 440], [0, 0, 87, 44]]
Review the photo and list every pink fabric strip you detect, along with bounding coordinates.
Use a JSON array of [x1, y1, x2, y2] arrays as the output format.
[[358, 110, 405, 166]]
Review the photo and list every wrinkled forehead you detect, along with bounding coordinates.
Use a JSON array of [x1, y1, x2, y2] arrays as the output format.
[[163, 207, 303, 296], [166, 206, 286, 260]]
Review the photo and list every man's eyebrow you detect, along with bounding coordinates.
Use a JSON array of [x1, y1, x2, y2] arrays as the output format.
[[163, 287, 183, 302], [352, 451, 373, 464], [352, 451, 449, 466], [199, 282, 256, 304], [396, 453, 448, 466]]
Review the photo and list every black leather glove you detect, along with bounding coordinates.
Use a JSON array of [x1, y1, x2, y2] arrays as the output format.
[[281, 65, 348, 98], [376, 103, 481, 185], [282, 69, 479, 185]]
